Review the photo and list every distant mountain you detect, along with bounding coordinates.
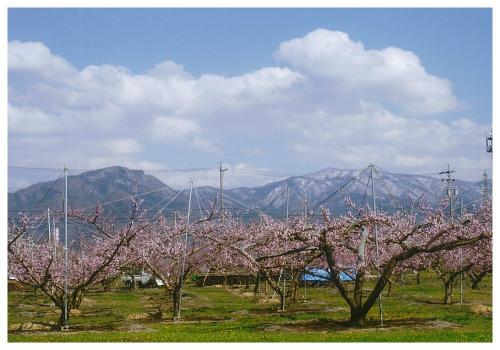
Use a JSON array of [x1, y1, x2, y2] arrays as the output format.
[[216, 167, 489, 218], [8, 166, 176, 216], [9, 166, 490, 225]]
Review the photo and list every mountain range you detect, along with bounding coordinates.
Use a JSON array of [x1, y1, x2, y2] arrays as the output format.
[[8, 166, 491, 225]]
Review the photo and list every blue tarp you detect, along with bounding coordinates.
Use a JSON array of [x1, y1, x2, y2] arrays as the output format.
[[302, 268, 355, 282]]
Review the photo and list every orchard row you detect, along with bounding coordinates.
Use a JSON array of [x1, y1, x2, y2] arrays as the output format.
[[8, 199, 492, 328]]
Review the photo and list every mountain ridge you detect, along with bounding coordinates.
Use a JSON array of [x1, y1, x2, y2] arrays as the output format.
[[8, 165, 490, 221]]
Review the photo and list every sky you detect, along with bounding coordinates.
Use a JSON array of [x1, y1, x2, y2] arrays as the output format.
[[7, 8, 492, 191]]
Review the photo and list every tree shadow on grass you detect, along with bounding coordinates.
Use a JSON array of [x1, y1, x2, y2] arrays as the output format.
[[259, 317, 459, 332]]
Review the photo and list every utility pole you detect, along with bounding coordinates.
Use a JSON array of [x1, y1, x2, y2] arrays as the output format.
[[52, 218, 57, 256], [63, 164, 69, 330], [459, 192, 464, 304], [286, 185, 290, 222], [439, 164, 456, 222], [370, 164, 383, 326], [370, 163, 383, 326], [304, 275, 307, 302], [277, 185, 290, 312], [177, 181, 193, 320], [303, 197, 308, 301], [282, 270, 286, 312], [219, 162, 227, 222], [482, 170, 489, 206], [439, 165, 461, 303], [47, 208, 51, 243]]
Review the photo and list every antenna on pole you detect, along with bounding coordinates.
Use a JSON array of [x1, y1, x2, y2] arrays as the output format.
[[62, 163, 69, 330], [219, 162, 228, 223], [439, 164, 456, 222], [370, 163, 383, 326], [486, 131, 492, 153]]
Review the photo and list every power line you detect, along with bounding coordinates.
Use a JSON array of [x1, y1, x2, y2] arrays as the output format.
[[76, 185, 177, 211], [23, 170, 65, 212], [373, 166, 401, 210], [9, 166, 67, 172], [9, 165, 216, 173], [310, 165, 371, 211], [359, 171, 371, 210]]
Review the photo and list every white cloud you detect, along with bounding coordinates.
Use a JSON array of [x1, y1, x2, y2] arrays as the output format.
[[147, 60, 192, 79], [103, 138, 142, 155], [149, 116, 219, 153], [288, 103, 490, 180], [86, 158, 165, 172], [275, 28, 459, 116], [150, 116, 201, 140], [8, 104, 60, 135], [148, 162, 279, 189], [8, 40, 77, 79], [7, 29, 490, 189]]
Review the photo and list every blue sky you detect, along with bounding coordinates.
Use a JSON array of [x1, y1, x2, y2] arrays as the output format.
[[9, 8, 492, 122], [8, 8, 492, 189]]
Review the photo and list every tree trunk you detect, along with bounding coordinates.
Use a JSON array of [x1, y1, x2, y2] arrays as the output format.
[[279, 292, 286, 311], [471, 276, 481, 290], [443, 280, 453, 304], [262, 271, 286, 311], [254, 271, 261, 296], [386, 278, 393, 296], [353, 271, 365, 308], [72, 290, 85, 310], [470, 271, 488, 290], [399, 271, 405, 283], [416, 270, 421, 285], [349, 307, 367, 327], [102, 279, 112, 292], [172, 287, 182, 320], [292, 279, 298, 301], [57, 305, 70, 329]]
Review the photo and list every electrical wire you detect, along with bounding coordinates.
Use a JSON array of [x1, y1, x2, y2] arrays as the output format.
[[373, 166, 401, 210], [310, 165, 371, 211]]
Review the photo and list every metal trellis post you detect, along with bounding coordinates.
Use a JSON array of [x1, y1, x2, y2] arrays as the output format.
[[63, 164, 69, 330], [177, 181, 193, 320], [370, 163, 383, 326]]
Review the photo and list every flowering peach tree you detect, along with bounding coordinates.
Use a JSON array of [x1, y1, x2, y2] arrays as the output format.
[[8, 200, 148, 327]]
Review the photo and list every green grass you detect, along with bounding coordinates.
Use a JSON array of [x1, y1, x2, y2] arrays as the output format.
[[8, 272, 492, 342]]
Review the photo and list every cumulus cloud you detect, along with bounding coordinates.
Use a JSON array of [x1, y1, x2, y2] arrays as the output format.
[[103, 138, 142, 155], [275, 29, 459, 116], [7, 28, 490, 191], [288, 102, 490, 178], [147, 60, 192, 79], [8, 104, 61, 135], [9, 40, 77, 79], [148, 162, 280, 190], [150, 116, 201, 140]]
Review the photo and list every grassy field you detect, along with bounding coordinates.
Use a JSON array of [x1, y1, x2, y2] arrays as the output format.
[[8, 272, 492, 342]]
